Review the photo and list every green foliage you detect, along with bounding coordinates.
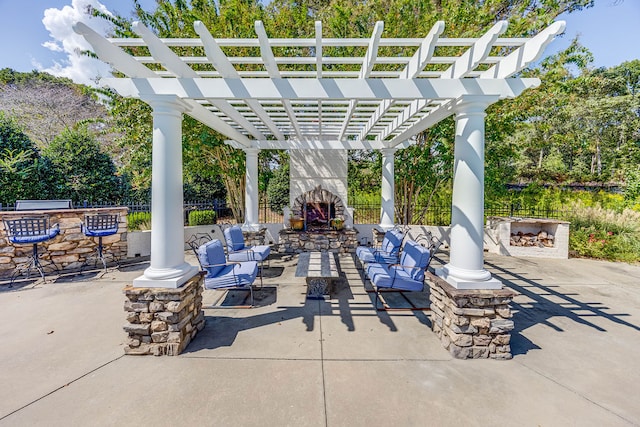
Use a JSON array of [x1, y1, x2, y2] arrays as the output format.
[[42, 125, 125, 203], [188, 209, 217, 226], [567, 203, 640, 262], [266, 161, 290, 215], [127, 212, 152, 231], [0, 113, 49, 203]]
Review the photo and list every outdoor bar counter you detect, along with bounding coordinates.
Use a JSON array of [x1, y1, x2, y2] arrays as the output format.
[[0, 207, 128, 279]]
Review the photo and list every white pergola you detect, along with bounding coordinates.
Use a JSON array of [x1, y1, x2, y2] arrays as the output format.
[[74, 18, 565, 289]]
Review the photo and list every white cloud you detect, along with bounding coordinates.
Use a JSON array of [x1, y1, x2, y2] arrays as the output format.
[[40, 0, 115, 86]]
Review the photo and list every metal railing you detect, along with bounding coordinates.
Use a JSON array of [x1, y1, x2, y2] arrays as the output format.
[[1, 200, 574, 225]]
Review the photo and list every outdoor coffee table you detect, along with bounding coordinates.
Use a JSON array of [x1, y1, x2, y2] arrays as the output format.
[[295, 251, 340, 299]]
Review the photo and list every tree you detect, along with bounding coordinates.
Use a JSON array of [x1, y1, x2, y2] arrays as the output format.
[[266, 160, 290, 214], [42, 126, 125, 203], [0, 69, 112, 150], [0, 113, 49, 204]]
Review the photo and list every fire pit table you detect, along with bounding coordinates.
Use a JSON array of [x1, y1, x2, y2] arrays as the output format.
[[295, 251, 340, 299]]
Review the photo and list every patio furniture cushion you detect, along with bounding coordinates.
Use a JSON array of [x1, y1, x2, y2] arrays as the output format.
[[224, 225, 271, 263], [355, 229, 404, 264], [365, 240, 431, 291], [197, 239, 227, 277], [223, 226, 246, 251], [204, 260, 258, 290], [197, 238, 258, 290], [9, 224, 60, 244]]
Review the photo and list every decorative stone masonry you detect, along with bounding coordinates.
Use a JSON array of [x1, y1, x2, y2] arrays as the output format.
[[278, 228, 359, 253], [428, 272, 516, 360], [123, 272, 205, 356], [241, 228, 267, 246], [291, 185, 346, 220], [0, 207, 128, 278]]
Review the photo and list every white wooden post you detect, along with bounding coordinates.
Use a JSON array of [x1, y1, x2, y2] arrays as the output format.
[[436, 96, 501, 289], [134, 96, 198, 288], [379, 147, 396, 230], [243, 147, 260, 231]]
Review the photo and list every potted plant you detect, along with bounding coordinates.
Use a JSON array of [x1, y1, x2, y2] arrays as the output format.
[[330, 217, 344, 230], [289, 215, 304, 230]]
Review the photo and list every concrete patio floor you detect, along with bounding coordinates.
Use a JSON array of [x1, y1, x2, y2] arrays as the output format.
[[1, 251, 639, 426]]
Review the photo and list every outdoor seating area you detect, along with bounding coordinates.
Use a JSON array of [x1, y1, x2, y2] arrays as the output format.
[[1, 249, 640, 425]]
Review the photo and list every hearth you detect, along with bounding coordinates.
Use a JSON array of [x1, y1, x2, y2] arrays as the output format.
[[291, 185, 345, 231]]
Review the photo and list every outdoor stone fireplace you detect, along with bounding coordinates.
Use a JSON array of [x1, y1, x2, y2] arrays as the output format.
[[291, 185, 346, 231], [281, 185, 358, 252]]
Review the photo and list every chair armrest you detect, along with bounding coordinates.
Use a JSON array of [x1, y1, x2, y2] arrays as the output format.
[[386, 263, 423, 272], [201, 261, 242, 269]]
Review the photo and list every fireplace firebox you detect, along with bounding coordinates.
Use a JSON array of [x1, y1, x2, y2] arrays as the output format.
[[305, 202, 335, 230]]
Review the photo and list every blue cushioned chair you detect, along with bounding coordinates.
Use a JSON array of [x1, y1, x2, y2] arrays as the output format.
[[365, 240, 432, 311], [82, 213, 120, 272], [197, 239, 258, 308], [355, 228, 404, 268], [3, 215, 60, 287], [223, 225, 270, 287]]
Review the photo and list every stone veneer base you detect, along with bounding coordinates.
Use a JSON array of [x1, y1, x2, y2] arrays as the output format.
[[123, 272, 205, 356], [428, 272, 516, 360], [278, 229, 359, 253]]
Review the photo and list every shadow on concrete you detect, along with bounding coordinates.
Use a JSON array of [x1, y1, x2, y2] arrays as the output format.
[[486, 260, 640, 356]]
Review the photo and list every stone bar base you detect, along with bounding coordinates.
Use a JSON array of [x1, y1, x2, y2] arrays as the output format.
[[123, 272, 205, 356], [428, 272, 516, 360], [278, 229, 359, 253]]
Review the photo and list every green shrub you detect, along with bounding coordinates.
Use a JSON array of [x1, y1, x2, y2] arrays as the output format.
[[567, 202, 640, 263], [127, 212, 151, 231], [188, 209, 217, 226]]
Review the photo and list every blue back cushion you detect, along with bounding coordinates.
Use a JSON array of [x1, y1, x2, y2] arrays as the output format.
[[399, 240, 431, 281], [224, 226, 245, 251], [198, 239, 226, 277], [381, 229, 403, 254]]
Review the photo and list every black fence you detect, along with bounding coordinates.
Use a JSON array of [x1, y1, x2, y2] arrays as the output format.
[[0, 200, 573, 226]]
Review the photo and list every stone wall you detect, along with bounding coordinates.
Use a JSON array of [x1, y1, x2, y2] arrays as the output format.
[[428, 273, 516, 360], [0, 207, 128, 278], [123, 272, 205, 356], [278, 229, 359, 253]]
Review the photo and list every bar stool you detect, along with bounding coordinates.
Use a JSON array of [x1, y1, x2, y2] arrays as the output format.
[[3, 215, 60, 287], [82, 213, 120, 272]]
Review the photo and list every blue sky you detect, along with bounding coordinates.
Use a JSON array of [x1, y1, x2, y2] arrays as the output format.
[[0, 0, 638, 85]]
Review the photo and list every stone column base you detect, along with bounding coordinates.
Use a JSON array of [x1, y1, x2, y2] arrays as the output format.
[[123, 272, 205, 356], [428, 272, 516, 360]]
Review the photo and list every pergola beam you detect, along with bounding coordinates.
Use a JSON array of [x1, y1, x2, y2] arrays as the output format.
[[194, 21, 285, 140], [359, 21, 444, 141], [255, 21, 302, 139], [338, 21, 384, 141], [226, 138, 412, 150], [380, 20, 508, 144], [103, 77, 540, 101], [132, 22, 264, 142]]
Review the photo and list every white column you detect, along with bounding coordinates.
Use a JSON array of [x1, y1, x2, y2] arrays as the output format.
[[379, 147, 396, 230], [436, 96, 501, 289], [243, 147, 260, 231], [134, 96, 198, 289]]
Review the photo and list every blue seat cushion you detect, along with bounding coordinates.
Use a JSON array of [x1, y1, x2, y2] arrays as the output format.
[[398, 241, 431, 282], [10, 225, 60, 244], [227, 245, 271, 262], [366, 262, 424, 291], [355, 246, 398, 264], [380, 229, 404, 255], [83, 227, 118, 237], [197, 239, 227, 277], [224, 226, 246, 251], [204, 260, 258, 290]]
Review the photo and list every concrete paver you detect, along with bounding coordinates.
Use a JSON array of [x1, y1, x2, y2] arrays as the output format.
[[1, 251, 639, 426]]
